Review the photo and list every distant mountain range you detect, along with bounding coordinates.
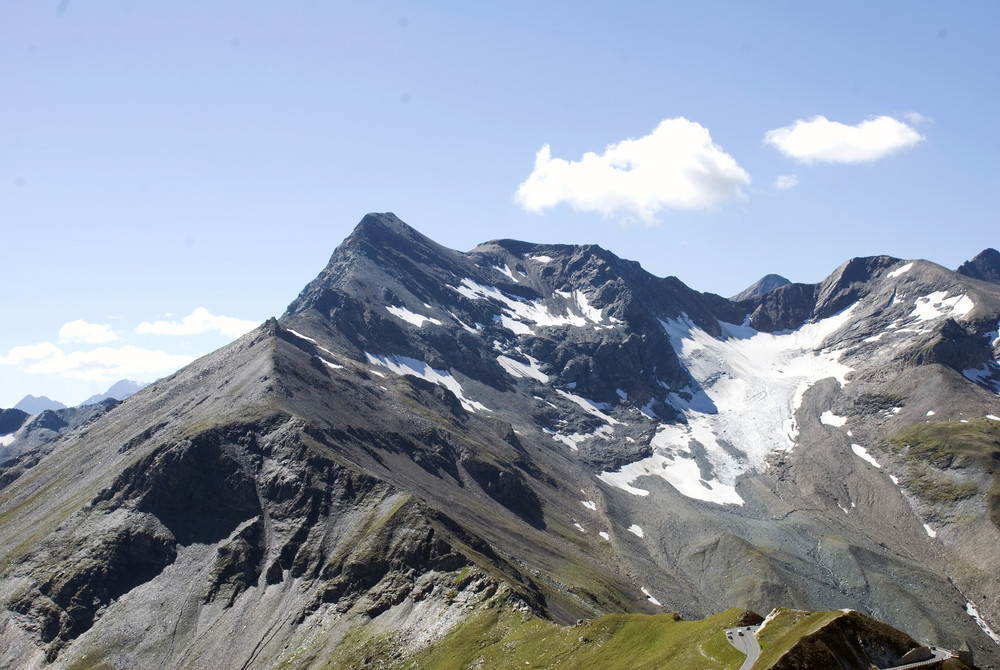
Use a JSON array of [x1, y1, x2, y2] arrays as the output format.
[[12, 395, 67, 414], [1, 380, 150, 465], [8, 380, 149, 417], [0, 214, 996, 669], [77, 379, 149, 407]]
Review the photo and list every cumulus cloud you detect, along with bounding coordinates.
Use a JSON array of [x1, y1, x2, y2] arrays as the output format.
[[515, 117, 751, 224], [0, 342, 194, 383], [764, 115, 924, 164], [58, 319, 118, 344], [773, 175, 799, 190], [136, 307, 259, 338]]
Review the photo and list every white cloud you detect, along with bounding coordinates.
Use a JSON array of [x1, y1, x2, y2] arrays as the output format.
[[764, 115, 924, 164], [773, 175, 799, 190], [136, 307, 259, 338], [0, 342, 194, 383], [515, 117, 751, 224], [58, 319, 118, 344]]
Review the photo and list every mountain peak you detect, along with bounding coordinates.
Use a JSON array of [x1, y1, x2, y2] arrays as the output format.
[[78, 379, 149, 407], [957, 247, 1000, 285], [13, 394, 67, 414], [731, 273, 791, 302]]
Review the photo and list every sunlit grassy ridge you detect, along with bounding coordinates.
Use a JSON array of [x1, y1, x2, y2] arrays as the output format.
[[326, 607, 753, 670], [754, 609, 842, 668]]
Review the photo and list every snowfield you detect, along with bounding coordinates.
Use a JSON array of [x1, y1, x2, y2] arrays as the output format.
[[600, 307, 856, 506]]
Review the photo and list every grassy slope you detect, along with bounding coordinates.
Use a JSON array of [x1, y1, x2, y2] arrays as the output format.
[[355, 607, 753, 670], [888, 419, 1000, 528]]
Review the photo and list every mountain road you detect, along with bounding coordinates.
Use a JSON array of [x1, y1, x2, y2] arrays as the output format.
[[725, 625, 954, 670], [725, 625, 761, 670]]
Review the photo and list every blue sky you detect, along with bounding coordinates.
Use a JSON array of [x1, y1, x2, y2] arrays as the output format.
[[1, 1, 998, 407]]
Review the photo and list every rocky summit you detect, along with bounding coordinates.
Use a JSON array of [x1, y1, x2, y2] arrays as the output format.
[[1, 212, 999, 669]]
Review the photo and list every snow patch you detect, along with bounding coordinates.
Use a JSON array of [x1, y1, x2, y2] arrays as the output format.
[[447, 311, 482, 334], [987, 415, 1000, 422], [0, 434, 15, 447], [542, 428, 585, 451], [639, 398, 658, 420], [966, 601, 1000, 645], [496, 354, 549, 382], [640, 587, 662, 607], [386, 305, 442, 328], [923, 523, 937, 538], [527, 254, 554, 263], [453, 278, 619, 333], [627, 524, 644, 538], [821, 411, 847, 427], [889, 474, 899, 485], [573, 522, 586, 533], [963, 364, 1000, 393], [456, 278, 583, 331], [616, 388, 628, 400], [909, 291, 974, 322], [285, 328, 317, 343], [494, 264, 516, 280], [887, 262, 914, 279], [320, 358, 344, 370], [851, 444, 881, 468], [556, 389, 622, 425], [926, 410, 935, 417], [599, 531, 610, 541], [365, 352, 489, 413], [581, 500, 597, 511]]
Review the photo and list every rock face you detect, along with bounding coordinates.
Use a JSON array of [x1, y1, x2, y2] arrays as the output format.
[[0, 212, 999, 669], [0, 409, 29, 437], [761, 608, 921, 670], [958, 248, 1000, 285]]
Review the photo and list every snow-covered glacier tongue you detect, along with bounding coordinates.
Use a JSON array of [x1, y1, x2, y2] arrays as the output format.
[[599, 305, 857, 505]]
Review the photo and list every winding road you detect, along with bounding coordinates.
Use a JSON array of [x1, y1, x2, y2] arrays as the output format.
[[724, 625, 954, 670], [725, 626, 761, 670]]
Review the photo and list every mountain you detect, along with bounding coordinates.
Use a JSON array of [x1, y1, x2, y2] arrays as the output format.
[[78, 379, 149, 407], [731, 273, 791, 301], [0, 212, 998, 669], [0, 399, 119, 468], [0, 408, 29, 437], [958, 248, 1000, 285], [13, 395, 67, 414]]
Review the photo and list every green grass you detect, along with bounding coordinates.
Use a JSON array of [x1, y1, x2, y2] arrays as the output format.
[[888, 419, 1000, 528], [398, 607, 749, 670]]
